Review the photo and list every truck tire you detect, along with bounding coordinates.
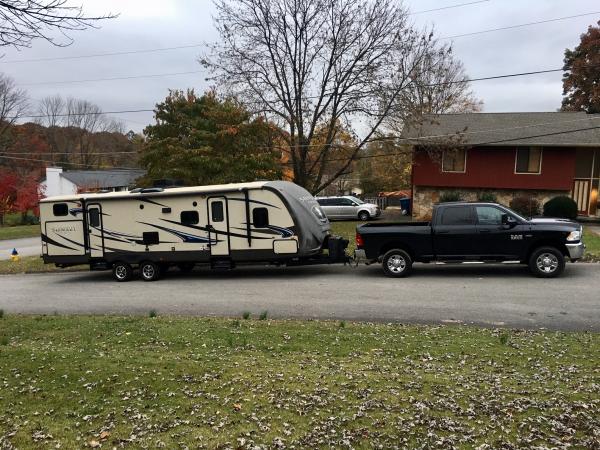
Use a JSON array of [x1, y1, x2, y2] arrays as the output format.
[[112, 262, 133, 282], [139, 261, 160, 282], [358, 211, 370, 221], [382, 249, 412, 278], [528, 247, 565, 278]]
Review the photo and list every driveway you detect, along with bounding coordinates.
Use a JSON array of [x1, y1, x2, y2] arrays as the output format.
[[1, 263, 599, 331], [0, 237, 41, 260]]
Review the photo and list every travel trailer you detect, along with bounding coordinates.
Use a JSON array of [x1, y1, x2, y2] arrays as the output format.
[[39, 181, 348, 281]]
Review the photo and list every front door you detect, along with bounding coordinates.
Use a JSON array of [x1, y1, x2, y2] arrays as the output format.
[[207, 197, 230, 256], [473, 205, 524, 259], [86, 205, 103, 258], [337, 197, 357, 218]]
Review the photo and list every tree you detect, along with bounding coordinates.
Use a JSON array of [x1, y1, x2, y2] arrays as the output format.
[[0, 167, 18, 225], [358, 139, 412, 195], [0, 73, 28, 143], [0, 0, 116, 48], [562, 20, 600, 113], [203, 0, 437, 194], [14, 173, 42, 220], [139, 90, 283, 186]]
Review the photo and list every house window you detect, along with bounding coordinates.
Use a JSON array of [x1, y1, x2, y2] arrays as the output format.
[[180, 210, 199, 225], [442, 149, 466, 173], [515, 147, 542, 174]]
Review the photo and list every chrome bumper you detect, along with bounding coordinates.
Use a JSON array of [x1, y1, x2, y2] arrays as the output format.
[[566, 242, 585, 260]]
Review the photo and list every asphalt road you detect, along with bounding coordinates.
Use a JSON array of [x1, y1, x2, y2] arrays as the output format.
[[1, 262, 599, 331], [0, 237, 41, 260]]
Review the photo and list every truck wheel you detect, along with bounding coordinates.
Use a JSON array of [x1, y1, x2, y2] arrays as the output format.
[[112, 262, 133, 282], [139, 261, 160, 282], [358, 211, 370, 221], [382, 249, 412, 278], [529, 247, 565, 278]]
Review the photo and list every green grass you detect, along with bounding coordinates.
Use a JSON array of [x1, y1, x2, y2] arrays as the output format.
[[582, 228, 600, 261], [0, 224, 40, 240], [0, 316, 597, 448], [0, 255, 86, 275]]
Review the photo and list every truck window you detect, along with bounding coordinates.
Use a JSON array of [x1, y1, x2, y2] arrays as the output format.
[[440, 206, 474, 225], [475, 206, 503, 225], [53, 203, 69, 216], [180, 210, 199, 225], [253, 208, 269, 228]]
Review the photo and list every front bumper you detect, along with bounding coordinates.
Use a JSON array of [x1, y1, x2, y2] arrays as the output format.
[[566, 242, 585, 260]]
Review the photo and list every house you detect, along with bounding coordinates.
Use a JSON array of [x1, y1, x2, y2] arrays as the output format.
[[403, 112, 600, 219], [41, 167, 145, 198]]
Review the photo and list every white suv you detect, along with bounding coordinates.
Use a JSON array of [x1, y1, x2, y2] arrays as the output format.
[[316, 196, 381, 221]]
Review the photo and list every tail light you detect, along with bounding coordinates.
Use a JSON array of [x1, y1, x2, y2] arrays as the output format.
[[355, 232, 364, 248]]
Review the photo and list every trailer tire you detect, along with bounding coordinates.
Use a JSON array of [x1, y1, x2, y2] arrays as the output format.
[[112, 262, 133, 282], [528, 246, 565, 278], [358, 211, 370, 221], [382, 249, 412, 278], [139, 261, 160, 282]]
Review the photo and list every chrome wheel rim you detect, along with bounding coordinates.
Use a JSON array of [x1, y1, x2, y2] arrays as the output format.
[[142, 264, 155, 279], [115, 265, 128, 280], [536, 253, 558, 273], [387, 254, 406, 273]]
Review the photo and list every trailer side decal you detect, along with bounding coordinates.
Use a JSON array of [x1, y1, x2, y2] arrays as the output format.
[[160, 219, 272, 240], [41, 233, 78, 251], [228, 197, 281, 209], [138, 222, 220, 244]]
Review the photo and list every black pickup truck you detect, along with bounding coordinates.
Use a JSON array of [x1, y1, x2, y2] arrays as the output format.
[[355, 202, 585, 278]]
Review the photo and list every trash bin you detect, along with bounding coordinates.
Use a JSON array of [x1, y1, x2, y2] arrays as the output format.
[[399, 197, 411, 215]]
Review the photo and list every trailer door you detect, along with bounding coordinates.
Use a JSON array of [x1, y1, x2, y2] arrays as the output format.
[[86, 205, 104, 258], [207, 197, 230, 256]]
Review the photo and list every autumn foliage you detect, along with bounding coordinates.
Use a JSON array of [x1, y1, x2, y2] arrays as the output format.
[[562, 20, 600, 113]]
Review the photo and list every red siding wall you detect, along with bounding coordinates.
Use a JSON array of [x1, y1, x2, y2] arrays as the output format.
[[412, 146, 576, 190]]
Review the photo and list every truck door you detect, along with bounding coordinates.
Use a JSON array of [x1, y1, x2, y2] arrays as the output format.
[[433, 205, 477, 259], [207, 197, 230, 256], [474, 205, 523, 259], [86, 204, 104, 258]]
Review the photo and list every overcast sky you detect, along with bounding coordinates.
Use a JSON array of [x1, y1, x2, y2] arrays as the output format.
[[1, 0, 598, 132]]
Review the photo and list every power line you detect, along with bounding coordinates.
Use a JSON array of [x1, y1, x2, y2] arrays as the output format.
[[0, 2, 492, 65], [0, 154, 140, 170], [442, 11, 600, 39], [17, 70, 203, 87], [0, 44, 205, 64], [410, 0, 490, 15]]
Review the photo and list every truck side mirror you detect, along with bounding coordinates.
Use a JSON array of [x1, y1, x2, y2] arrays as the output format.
[[501, 213, 509, 225], [502, 214, 516, 227]]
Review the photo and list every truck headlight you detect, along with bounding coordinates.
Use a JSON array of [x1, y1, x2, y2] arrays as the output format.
[[566, 230, 581, 242]]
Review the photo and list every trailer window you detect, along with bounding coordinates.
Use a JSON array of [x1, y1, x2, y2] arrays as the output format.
[[53, 203, 69, 216], [180, 210, 199, 225], [253, 208, 269, 228], [211, 201, 224, 222], [88, 208, 100, 227]]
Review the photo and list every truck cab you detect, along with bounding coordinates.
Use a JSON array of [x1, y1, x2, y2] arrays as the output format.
[[356, 202, 585, 278]]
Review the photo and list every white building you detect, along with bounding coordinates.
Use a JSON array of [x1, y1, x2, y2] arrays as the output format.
[[40, 167, 145, 198]]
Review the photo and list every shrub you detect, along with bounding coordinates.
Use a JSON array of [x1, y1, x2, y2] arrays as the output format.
[[0, 309, 3, 319], [543, 196, 578, 220], [242, 311, 250, 320], [259, 310, 268, 321], [509, 196, 541, 217], [148, 309, 157, 318], [478, 192, 497, 203], [439, 191, 462, 203]]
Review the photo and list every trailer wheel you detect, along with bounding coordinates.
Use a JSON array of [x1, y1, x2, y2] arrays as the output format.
[[112, 262, 133, 282], [139, 261, 160, 282], [528, 246, 565, 278], [382, 249, 412, 278]]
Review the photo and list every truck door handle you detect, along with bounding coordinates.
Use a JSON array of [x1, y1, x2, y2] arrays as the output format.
[[479, 229, 491, 233], [436, 230, 450, 234]]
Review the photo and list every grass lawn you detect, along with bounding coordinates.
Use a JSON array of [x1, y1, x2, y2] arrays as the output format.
[[0, 255, 87, 275], [0, 224, 40, 240], [582, 228, 600, 261], [0, 316, 597, 448]]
